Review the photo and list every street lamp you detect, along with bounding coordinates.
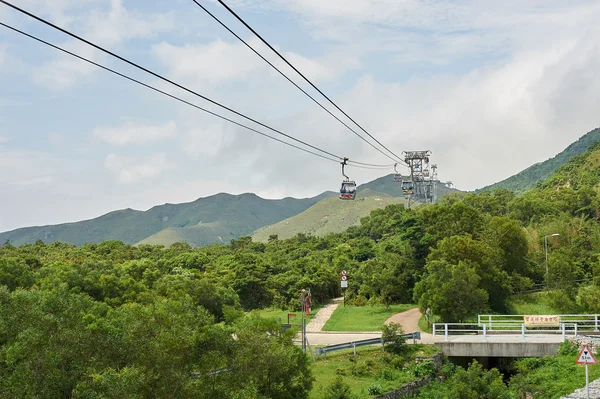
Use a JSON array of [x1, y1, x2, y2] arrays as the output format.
[[544, 233, 560, 284]]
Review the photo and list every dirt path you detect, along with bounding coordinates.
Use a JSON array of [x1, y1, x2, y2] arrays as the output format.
[[385, 307, 439, 344], [385, 307, 422, 331], [306, 297, 343, 332]]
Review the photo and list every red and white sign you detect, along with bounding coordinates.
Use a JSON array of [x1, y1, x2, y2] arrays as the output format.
[[577, 345, 597, 365], [341, 270, 347, 276]]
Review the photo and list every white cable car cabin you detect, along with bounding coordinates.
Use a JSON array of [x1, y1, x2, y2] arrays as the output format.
[[340, 180, 357, 200], [339, 157, 357, 200], [393, 174, 403, 182], [401, 179, 414, 192]]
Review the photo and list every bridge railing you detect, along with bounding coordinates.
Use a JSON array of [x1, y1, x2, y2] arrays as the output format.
[[432, 323, 578, 342], [477, 314, 600, 331], [315, 332, 421, 359]]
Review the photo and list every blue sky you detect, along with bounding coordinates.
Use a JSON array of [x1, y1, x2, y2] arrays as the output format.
[[1, 0, 600, 232]]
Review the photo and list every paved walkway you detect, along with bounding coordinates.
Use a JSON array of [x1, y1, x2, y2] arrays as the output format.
[[306, 297, 343, 332]]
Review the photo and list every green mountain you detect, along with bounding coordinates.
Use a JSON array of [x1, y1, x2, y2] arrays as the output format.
[[0, 192, 335, 247], [541, 141, 600, 189], [478, 127, 600, 193], [252, 189, 405, 242]]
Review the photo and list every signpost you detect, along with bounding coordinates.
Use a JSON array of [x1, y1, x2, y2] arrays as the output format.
[[341, 270, 348, 305], [576, 344, 598, 399]]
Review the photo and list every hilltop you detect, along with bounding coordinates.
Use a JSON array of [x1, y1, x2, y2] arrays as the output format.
[[252, 177, 458, 241], [0, 192, 334, 247], [478, 127, 600, 193], [252, 189, 405, 241]]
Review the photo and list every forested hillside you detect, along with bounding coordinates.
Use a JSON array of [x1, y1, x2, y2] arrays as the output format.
[[478, 127, 600, 193], [0, 192, 334, 247], [1, 143, 599, 397]]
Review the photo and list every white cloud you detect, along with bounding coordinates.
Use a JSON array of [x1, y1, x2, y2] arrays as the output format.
[[84, 0, 174, 46], [0, 136, 8, 144], [104, 153, 171, 184], [92, 121, 178, 145], [27, 0, 174, 90], [153, 38, 264, 86]]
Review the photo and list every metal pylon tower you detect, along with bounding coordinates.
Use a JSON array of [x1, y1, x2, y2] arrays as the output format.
[[403, 151, 435, 206]]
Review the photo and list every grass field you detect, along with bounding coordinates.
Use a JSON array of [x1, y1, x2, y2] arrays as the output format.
[[309, 345, 440, 399], [323, 304, 417, 332], [252, 193, 406, 242]]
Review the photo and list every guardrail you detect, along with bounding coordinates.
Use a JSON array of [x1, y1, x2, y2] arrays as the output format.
[[432, 323, 578, 342], [477, 314, 600, 331], [315, 332, 421, 359]]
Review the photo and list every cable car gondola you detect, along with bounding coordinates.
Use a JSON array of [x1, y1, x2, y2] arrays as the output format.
[[340, 157, 356, 200], [401, 179, 414, 194], [393, 163, 402, 182]]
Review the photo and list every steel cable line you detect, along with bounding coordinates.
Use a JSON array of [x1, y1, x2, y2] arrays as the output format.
[[0, 0, 339, 162], [0, 21, 391, 172], [215, 0, 406, 164], [191, 0, 398, 168], [0, 22, 339, 164], [0, 0, 394, 170]]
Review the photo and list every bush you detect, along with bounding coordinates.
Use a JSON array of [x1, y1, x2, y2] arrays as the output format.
[[413, 360, 435, 378], [381, 322, 406, 354], [324, 376, 353, 399], [367, 384, 383, 395]]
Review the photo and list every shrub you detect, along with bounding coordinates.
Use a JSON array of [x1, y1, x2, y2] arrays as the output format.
[[324, 376, 353, 399], [367, 384, 383, 395]]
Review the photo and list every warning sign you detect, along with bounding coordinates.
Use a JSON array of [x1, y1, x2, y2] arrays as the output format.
[[577, 345, 598, 365]]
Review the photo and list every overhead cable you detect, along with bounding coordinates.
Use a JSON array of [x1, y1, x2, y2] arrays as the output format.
[[216, 0, 406, 164], [0, 0, 392, 169], [0, 21, 391, 172], [191, 0, 399, 167]]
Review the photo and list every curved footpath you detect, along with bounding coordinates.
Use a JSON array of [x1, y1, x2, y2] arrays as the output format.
[[385, 307, 438, 344], [305, 303, 439, 345]]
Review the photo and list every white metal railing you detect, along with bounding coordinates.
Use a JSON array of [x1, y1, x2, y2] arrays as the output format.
[[432, 322, 578, 342], [478, 314, 600, 331]]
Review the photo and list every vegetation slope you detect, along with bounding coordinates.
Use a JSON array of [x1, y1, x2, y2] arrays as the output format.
[[252, 189, 405, 242], [478, 127, 600, 193], [0, 134, 599, 398]]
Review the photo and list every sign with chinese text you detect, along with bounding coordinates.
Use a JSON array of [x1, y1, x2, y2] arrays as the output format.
[[523, 315, 560, 327]]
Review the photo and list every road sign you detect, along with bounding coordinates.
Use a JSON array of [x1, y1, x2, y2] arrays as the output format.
[[341, 275, 347, 281], [577, 345, 597, 364], [341, 270, 347, 276], [341, 280, 348, 288], [576, 344, 597, 399]]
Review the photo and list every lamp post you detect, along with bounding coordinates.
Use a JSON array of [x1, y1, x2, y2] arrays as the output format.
[[544, 233, 560, 284]]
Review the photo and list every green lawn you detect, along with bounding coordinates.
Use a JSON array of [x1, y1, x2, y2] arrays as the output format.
[[309, 345, 440, 399], [323, 304, 417, 332]]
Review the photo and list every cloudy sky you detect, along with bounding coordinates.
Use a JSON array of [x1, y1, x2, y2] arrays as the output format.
[[1, 0, 599, 232]]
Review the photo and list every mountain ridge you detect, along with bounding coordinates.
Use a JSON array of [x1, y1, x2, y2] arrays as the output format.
[[478, 127, 600, 193]]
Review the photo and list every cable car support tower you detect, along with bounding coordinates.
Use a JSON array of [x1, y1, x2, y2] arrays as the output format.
[[402, 151, 437, 208]]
